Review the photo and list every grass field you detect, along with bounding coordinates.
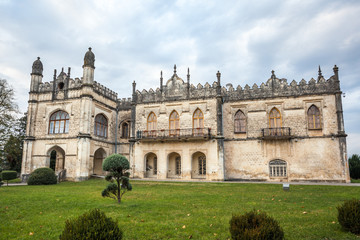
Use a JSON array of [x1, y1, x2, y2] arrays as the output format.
[[1, 179, 360, 240]]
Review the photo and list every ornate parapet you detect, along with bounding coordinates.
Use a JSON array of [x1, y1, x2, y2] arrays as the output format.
[[38, 77, 83, 92], [224, 73, 339, 102]]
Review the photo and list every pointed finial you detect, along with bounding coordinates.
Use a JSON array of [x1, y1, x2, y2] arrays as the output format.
[[37, 57, 40, 60], [89, 47, 92, 51], [318, 65, 323, 78], [174, 64, 177, 74], [271, 70, 276, 78], [216, 71, 221, 83], [160, 71, 163, 92], [333, 65, 339, 81], [61, 67, 64, 73], [187, 67, 190, 82]]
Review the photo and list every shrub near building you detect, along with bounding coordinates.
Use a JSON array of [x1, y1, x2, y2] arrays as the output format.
[[27, 167, 57, 185], [337, 199, 360, 235], [229, 210, 284, 240], [59, 208, 123, 240], [1, 170, 17, 186]]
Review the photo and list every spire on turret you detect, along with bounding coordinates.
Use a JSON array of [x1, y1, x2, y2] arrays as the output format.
[[83, 47, 95, 69], [173, 64, 177, 75], [82, 47, 95, 84], [31, 57, 43, 76]]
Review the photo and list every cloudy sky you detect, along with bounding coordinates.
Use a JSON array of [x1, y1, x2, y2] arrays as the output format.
[[0, 0, 359, 155]]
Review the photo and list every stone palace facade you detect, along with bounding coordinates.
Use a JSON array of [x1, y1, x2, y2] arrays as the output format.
[[21, 48, 350, 182]]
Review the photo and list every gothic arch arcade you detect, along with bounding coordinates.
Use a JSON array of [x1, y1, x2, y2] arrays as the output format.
[[93, 148, 106, 175], [191, 152, 206, 179], [47, 146, 65, 173], [167, 152, 182, 178], [145, 152, 157, 178]]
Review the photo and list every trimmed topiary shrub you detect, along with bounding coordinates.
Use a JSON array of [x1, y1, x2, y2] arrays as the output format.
[[229, 210, 284, 240], [27, 167, 57, 185], [337, 199, 360, 235], [2, 170, 17, 186], [102, 154, 132, 204], [59, 208, 123, 240]]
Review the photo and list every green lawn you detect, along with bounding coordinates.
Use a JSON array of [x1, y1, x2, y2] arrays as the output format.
[[1, 179, 360, 240]]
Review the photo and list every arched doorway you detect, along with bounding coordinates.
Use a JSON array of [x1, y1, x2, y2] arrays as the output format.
[[145, 152, 157, 178], [94, 148, 106, 175], [191, 152, 206, 179], [47, 146, 65, 173], [167, 152, 181, 178]]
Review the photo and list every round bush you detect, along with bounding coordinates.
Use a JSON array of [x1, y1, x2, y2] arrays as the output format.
[[337, 199, 360, 235], [27, 167, 57, 185], [102, 154, 130, 172], [59, 208, 123, 240], [229, 210, 284, 240]]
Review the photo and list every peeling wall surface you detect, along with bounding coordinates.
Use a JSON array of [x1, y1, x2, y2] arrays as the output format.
[[22, 52, 349, 182]]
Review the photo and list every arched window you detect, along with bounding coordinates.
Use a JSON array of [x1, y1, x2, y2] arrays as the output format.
[[198, 155, 206, 175], [147, 112, 157, 131], [121, 122, 129, 138], [193, 108, 204, 136], [169, 110, 180, 136], [308, 105, 321, 129], [269, 159, 287, 177], [49, 110, 69, 134], [234, 110, 246, 133], [269, 108, 281, 128], [94, 114, 108, 138]]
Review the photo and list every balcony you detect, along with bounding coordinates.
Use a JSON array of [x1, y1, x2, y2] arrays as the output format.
[[261, 127, 292, 140], [136, 128, 212, 142]]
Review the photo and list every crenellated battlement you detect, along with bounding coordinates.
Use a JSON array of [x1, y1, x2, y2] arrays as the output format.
[[93, 81, 118, 101], [117, 97, 132, 110]]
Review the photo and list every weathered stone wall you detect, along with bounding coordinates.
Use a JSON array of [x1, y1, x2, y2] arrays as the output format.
[[223, 93, 348, 182]]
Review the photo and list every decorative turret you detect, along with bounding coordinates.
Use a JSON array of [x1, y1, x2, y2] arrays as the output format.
[[82, 47, 95, 84], [30, 57, 43, 92]]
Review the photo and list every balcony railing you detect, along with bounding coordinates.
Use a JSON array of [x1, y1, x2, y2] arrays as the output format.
[[136, 128, 212, 141], [261, 127, 292, 140]]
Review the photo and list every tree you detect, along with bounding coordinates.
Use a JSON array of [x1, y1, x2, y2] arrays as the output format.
[[0, 79, 18, 167], [349, 154, 360, 179], [3, 112, 26, 172], [101, 154, 132, 203]]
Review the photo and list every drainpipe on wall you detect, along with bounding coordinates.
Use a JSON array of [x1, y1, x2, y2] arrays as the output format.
[[114, 107, 119, 154]]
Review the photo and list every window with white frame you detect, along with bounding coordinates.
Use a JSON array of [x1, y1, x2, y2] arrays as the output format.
[[269, 159, 287, 177]]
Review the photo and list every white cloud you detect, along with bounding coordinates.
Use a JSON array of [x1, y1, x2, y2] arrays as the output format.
[[0, 0, 359, 152]]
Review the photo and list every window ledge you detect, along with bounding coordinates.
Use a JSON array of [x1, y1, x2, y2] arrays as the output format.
[[308, 128, 322, 131]]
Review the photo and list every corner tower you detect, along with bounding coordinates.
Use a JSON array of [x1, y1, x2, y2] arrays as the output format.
[[82, 47, 95, 84], [30, 57, 43, 92]]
